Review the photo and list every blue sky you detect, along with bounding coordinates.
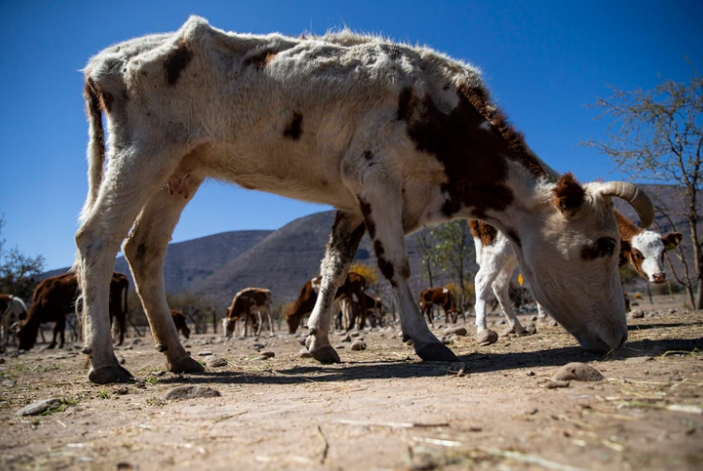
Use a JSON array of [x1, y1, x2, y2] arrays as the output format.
[[0, 0, 701, 270]]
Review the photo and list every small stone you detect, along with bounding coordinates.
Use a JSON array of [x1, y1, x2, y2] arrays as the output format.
[[497, 320, 506, 325], [252, 343, 266, 350], [531, 316, 538, 321], [114, 462, 137, 471], [443, 326, 468, 336], [164, 386, 221, 400], [134, 380, 146, 389], [131, 338, 141, 345], [526, 371, 535, 377], [336, 345, 345, 350], [121, 345, 133, 350], [669, 308, 678, 314], [0, 358, 5, 364], [198, 351, 213, 357], [550, 320, 559, 327], [260, 351, 275, 358], [477, 330, 498, 346], [205, 357, 228, 368], [351, 332, 361, 338], [441, 336, 454, 345], [646, 312, 658, 318], [625, 356, 653, 364], [152, 370, 166, 377], [15, 398, 62, 416], [351, 340, 367, 351], [552, 362, 604, 382], [118, 357, 126, 365], [542, 380, 570, 389], [113, 386, 129, 395], [340, 334, 352, 343], [628, 310, 645, 319], [298, 348, 313, 359]]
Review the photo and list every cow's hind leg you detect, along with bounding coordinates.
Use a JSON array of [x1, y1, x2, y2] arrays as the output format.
[[306, 211, 365, 363], [76, 148, 190, 384], [123, 174, 205, 376], [358, 173, 458, 362]]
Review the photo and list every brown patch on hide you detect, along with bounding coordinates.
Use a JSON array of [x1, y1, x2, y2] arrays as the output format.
[[283, 113, 303, 140], [662, 232, 683, 250], [244, 50, 278, 69], [552, 173, 585, 215], [581, 238, 617, 261], [358, 198, 375, 239], [400, 87, 514, 218], [458, 83, 546, 178], [373, 240, 397, 287], [164, 39, 192, 86], [468, 220, 498, 247]]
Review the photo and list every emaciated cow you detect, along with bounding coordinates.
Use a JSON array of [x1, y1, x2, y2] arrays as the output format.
[[469, 211, 682, 343], [419, 287, 459, 326], [74, 17, 654, 383], [170, 309, 191, 339], [223, 287, 273, 338], [0, 295, 27, 352], [286, 272, 366, 334]]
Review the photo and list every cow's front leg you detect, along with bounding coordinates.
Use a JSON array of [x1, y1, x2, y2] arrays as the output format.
[[358, 177, 459, 362], [306, 211, 365, 363], [492, 271, 528, 336]]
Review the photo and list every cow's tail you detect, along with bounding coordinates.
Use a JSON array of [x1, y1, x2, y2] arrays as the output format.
[[81, 78, 107, 224], [72, 78, 107, 276]]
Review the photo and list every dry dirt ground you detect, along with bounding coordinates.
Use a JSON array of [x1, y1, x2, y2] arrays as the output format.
[[1, 297, 702, 471]]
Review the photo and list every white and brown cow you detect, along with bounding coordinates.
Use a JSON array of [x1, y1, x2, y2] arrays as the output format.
[[419, 287, 459, 326], [223, 288, 274, 338], [0, 294, 27, 352], [469, 211, 682, 343], [74, 17, 654, 383]]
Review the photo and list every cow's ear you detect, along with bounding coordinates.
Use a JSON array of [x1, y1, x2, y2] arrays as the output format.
[[662, 232, 683, 251], [552, 173, 586, 219]]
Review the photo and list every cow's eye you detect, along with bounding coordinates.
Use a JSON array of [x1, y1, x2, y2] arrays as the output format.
[[635, 252, 644, 260], [596, 237, 617, 256]]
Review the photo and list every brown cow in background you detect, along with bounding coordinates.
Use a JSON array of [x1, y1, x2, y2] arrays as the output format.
[[109, 272, 129, 346], [18, 272, 130, 350], [286, 272, 366, 334], [419, 287, 459, 326], [223, 288, 273, 338], [170, 309, 191, 339]]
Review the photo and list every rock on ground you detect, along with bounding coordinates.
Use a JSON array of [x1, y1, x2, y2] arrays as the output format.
[[443, 326, 468, 336], [351, 340, 367, 351], [164, 386, 221, 400], [15, 398, 62, 416], [551, 362, 604, 382]]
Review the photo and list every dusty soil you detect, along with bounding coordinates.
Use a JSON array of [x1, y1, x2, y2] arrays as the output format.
[[1, 296, 702, 471]]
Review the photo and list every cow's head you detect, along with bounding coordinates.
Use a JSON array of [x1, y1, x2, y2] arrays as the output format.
[[621, 230, 682, 284], [17, 320, 36, 351], [505, 174, 654, 353], [222, 317, 236, 338]]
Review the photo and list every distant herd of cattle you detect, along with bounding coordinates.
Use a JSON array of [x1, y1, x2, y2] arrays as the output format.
[[0, 210, 680, 354]]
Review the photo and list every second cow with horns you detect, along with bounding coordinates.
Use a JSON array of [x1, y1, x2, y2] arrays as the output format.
[[75, 16, 654, 383]]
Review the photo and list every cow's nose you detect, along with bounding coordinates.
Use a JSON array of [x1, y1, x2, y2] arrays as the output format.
[[652, 273, 666, 284]]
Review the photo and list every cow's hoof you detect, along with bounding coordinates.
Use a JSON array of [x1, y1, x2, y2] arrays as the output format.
[[415, 342, 460, 362], [309, 345, 341, 364], [167, 355, 204, 374], [88, 365, 134, 384], [477, 329, 499, 346]]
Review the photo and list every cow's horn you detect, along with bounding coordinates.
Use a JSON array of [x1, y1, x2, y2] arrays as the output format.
[[598, 182, 654, 228]]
